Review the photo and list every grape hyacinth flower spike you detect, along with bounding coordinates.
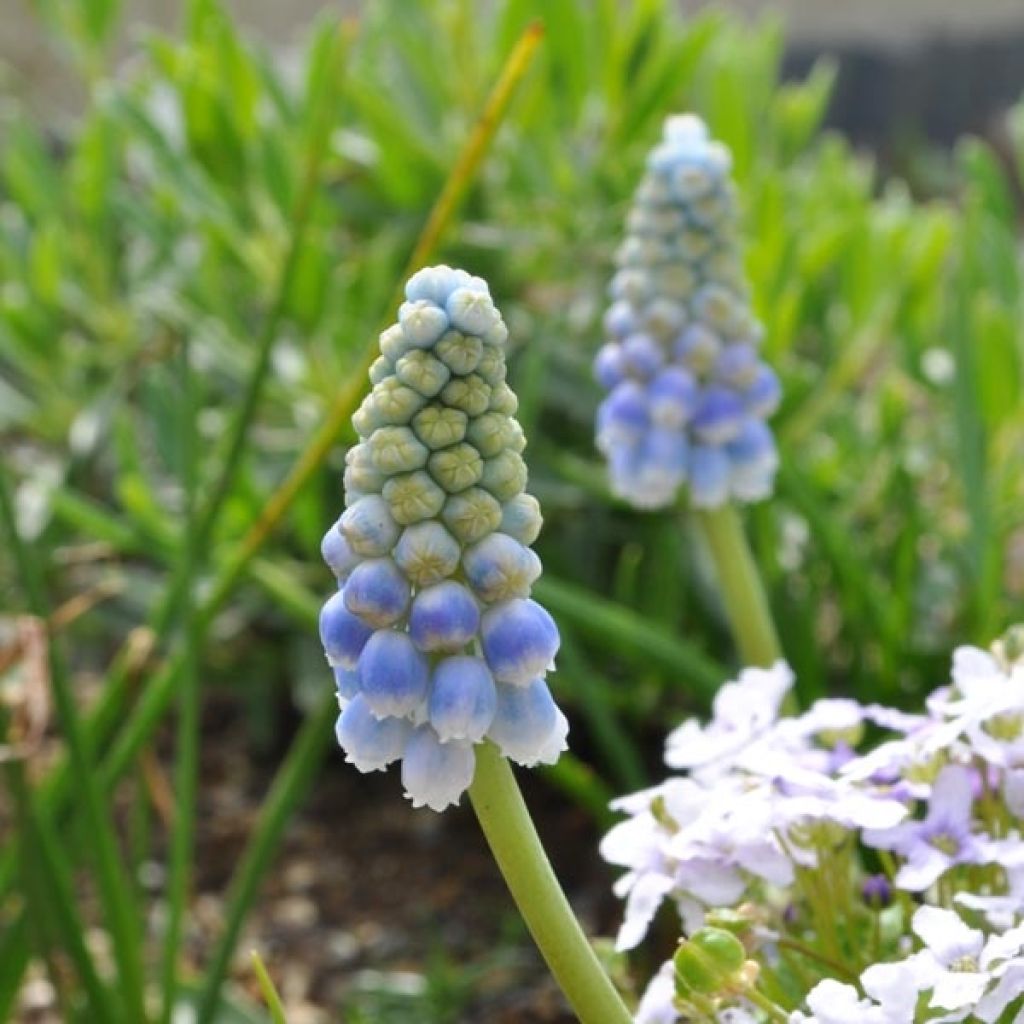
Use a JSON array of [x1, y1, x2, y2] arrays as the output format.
[[319, 264, 566, 811], [318, 267, 632, 1024], [595, 114, 784, 671], [595, 114, 781, 511]]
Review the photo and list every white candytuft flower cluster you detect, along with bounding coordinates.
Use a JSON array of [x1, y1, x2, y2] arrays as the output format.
[[602, 634, 1024, 1022], [594, 114, 780, 509], [320, 266, 567, 812]]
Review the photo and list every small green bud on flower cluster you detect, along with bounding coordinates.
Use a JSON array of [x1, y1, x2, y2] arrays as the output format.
[[672, 927, 760, 1019], [320, 266, 567, 811]]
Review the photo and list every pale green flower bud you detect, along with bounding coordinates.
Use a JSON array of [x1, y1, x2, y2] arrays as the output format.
[[434, 330, 483, 375], [379, 323, 413, 362], [395, 349, 450, 397], [382, 470, 447, 525], [427, 443, 483, 493], [344, 442, 385, 495], [393, 520, 460, 586], [504, 418, 526, 454], [480, 450, 527, 501], [369, 355, 393, 385], [398, 299, 449, 347], [411, 406, 468, 450], [466, 412, 512, 458], [369, 426, 430, 475], [352, 394, 384, 438], [441, 487, 502, 544], [499, 494, 542, 545], [440, 374, 491, 416], [373, 377, 429, 425], [481, 320, 509, 347], [475, 344, 505, 385], [487, 382, 518, 416]]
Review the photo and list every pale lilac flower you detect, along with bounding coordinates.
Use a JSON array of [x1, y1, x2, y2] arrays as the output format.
[[665, 661, 793, 774], [634, 960, 678, 1024], [907, 907, 994, 1016], [932, 649, 1024, 766], [1005, 770, 1024, 816], [606, 644, 1024, 1024], [975, 921, 1024, 1021], [863, 764, 996, 890], [791, 979, 895, 1024], [602, 779, 729, 949], [766, 766, 908, 836]]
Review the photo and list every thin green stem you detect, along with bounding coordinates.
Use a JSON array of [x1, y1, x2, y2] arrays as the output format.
[[194, 693, 336, 1024], [694, 504, 781, 668], [0, 466, 148, 1023], [468, 743, 632, 1024], [744, 986, 790, 1023], [0, 921, 31, 1023], [159, 338, 203, 1022], [6, 761, 117, 1023], [775, 937, 858, 984], [251, 951, 289, 1024]]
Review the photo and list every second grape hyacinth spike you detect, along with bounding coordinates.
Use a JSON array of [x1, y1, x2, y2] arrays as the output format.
[[595, 114, 781, 510], [320, 266, 568, 811]]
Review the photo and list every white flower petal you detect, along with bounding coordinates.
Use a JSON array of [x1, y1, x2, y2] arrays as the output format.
[[635, 961, 678, 1024], [615, 873, 674, 952], [913, 906, 984, 963]]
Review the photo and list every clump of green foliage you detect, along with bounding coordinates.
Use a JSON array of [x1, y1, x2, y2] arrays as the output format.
[[2, 0, 1023, 1019]]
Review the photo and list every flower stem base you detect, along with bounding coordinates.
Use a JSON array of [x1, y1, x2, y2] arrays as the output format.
[[468, 742, 632, 1024], [695, 503, 781, 668]]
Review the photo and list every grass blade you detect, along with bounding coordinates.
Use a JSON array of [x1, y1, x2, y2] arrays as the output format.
[[533, 575, 723, 701], [0, 464, 149, 1023], [195, 693, 336, 1024], [5, 761, 118, 1022], [251, 951, 289, 1024]]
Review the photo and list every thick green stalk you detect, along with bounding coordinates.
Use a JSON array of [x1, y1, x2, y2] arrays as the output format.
[[468, 743, 632, 1024], [694, 504, 781, 668]]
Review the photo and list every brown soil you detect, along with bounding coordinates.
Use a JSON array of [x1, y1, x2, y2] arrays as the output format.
[[11, 693, 626, 1023]]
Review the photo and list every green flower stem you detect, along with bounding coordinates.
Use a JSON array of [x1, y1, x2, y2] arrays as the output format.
[[468, 743, 632, 1024], [744, 986, 790, 1023], [694, 504, 781, 668]]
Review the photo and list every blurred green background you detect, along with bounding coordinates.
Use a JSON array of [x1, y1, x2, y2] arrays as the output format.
[[1, 0, 1023, 1020]]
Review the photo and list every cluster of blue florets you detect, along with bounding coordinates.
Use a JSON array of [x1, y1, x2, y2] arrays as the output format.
[[320, 266, 568, 811], [594, 115, 781, 509]]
